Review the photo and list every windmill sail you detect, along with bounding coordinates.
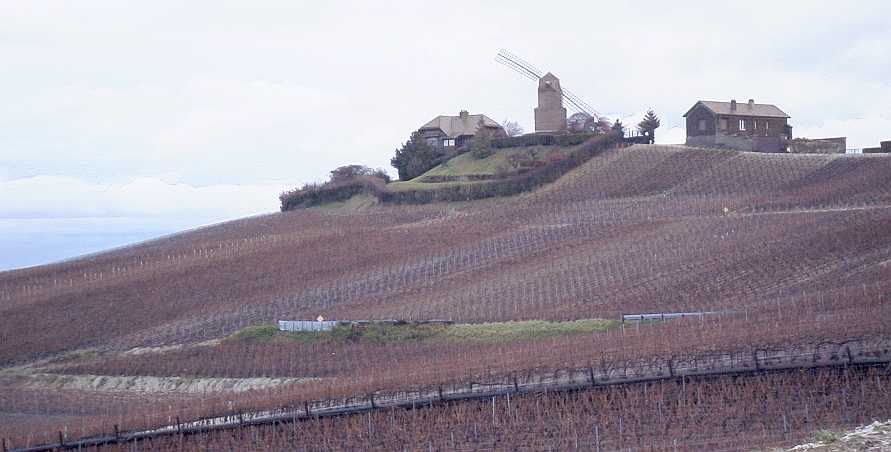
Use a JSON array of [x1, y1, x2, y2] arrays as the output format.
[[495, 49, 601, 119]]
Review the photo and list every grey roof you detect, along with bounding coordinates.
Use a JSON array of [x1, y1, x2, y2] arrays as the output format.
[[419, 114, 503, 138], [684, 100, 790, 118]]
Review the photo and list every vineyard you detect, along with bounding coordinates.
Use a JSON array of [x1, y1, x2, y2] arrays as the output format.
[[2, 144, 891, 450]]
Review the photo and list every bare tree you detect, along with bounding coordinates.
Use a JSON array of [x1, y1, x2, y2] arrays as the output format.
[[501, 119, 524, 137]]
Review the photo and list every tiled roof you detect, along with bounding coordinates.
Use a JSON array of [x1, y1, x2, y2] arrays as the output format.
[[685, 100, 790, 118], [419, 114, 503, 138]]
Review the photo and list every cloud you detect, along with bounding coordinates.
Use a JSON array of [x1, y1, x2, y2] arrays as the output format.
[[0, 175, 287, 219], [794, 116, 891, 149], [1, 1, 890, 199]]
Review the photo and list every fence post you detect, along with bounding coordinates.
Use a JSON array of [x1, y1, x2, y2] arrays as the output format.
[[438, 386, 444, 402], [588, 367, 596, 386], [58, 431, 64, 447], [594, 425, 600, 452], [369, 394, 376, 409], [304, 401, 311, 417], [513, 374, 520, 392], [176, 416, 181, 435], [114, 424, 120, 443]]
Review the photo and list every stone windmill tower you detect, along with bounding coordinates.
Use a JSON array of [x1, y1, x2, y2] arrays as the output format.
[[534, 72, 567, 132]]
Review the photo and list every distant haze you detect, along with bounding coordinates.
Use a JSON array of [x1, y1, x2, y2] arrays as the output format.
[[1, 0, 889, 270]]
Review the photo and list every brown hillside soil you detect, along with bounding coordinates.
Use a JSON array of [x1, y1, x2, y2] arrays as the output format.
[[2, 145, 891, 448]]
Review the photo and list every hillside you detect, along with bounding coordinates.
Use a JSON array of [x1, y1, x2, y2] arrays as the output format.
[[2, 144, 891, 449], [386, 144, 579, 191]]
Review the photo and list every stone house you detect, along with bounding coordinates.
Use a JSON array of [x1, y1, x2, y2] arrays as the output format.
[[417, 110, 506, 149], [683, 99, 792, 152]]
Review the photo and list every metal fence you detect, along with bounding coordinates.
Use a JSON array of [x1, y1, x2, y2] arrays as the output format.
[[277, 320, 341, 332], [11, 337, 890, 452]]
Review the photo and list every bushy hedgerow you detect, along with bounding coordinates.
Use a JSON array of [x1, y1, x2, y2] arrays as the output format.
[[491, 132, 593, 148], [279, 176, 387, 211], [282, 133, 621, 210]]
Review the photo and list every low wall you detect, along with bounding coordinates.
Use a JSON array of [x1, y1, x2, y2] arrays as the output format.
[[789, 137, 847, 154], [686, 134, 785, 153]]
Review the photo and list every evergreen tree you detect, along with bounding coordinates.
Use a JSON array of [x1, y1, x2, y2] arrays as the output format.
[[390, 132, 444, 181], [637, 109, 661, 143]]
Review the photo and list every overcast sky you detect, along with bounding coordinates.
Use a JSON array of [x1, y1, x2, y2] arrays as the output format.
[[1, 0, 890, 270]]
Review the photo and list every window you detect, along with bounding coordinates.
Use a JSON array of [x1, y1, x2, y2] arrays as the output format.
[[698, 119, 707, 131], [442, 139, 455, 147], [739, 119, 746, 131], [720, 118, 728, 130]]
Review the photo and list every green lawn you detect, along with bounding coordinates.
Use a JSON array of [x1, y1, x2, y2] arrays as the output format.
[[315, 193, 379, 210], [424, 145, 575, 178], [385, 144, 579, 193], [227, 319, 620, 345]]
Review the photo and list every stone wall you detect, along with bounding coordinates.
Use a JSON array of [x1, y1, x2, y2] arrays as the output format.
[[686, 133, 786, 152], [788, 137, 847, 154]]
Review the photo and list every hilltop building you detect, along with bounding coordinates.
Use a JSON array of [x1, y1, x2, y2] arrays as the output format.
[[684, 99, 792, 153], [863, 141, 891, 153], [417, 110, 506, 148], [534, 73, 567, 133]]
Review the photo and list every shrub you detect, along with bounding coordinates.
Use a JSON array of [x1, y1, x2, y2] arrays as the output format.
[[280, 176, 387, 211], [330, 165, 391, 183], [469, 135, 494, 159], [391, 132, 447, 181], [491, 132, 593, 148]]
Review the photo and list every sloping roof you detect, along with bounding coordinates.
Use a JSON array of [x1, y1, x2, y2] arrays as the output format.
[[683, 100, 790, 118], [419, 113, 503, 138]]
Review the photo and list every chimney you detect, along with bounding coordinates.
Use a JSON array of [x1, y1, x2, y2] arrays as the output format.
[[730, 99, 737, 111], [459, 110, 469, 120], [748, 99, 755, 109]]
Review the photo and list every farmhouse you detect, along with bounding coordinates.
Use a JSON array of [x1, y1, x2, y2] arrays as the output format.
[[417, 110, 506, 148], [684, 99, 792, 153]]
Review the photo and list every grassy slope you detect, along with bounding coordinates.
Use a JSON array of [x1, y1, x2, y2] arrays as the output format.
[[316, 193, 379, 210], [386, 144, 578, 192], [228, 319, 619, 345]]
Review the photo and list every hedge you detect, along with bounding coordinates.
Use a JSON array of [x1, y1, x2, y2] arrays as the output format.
[[280, 176, 386, 211], [281, 132, 622, 211], [491, 132, 594, 148]]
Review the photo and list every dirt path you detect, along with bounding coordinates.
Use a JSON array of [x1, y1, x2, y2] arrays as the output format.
[[0, 372, 314, 394], [786, 420, 891, 451]]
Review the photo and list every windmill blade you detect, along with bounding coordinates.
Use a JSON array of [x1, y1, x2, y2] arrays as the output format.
[[495, 52, 541, 81], [498, 49, 543, 78], [496, 49, 601, 118], [563, 89, 600, 118], [494, 55, 540, 82]]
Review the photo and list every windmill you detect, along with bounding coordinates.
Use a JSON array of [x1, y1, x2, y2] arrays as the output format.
[[495, 49, 604, 133]]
